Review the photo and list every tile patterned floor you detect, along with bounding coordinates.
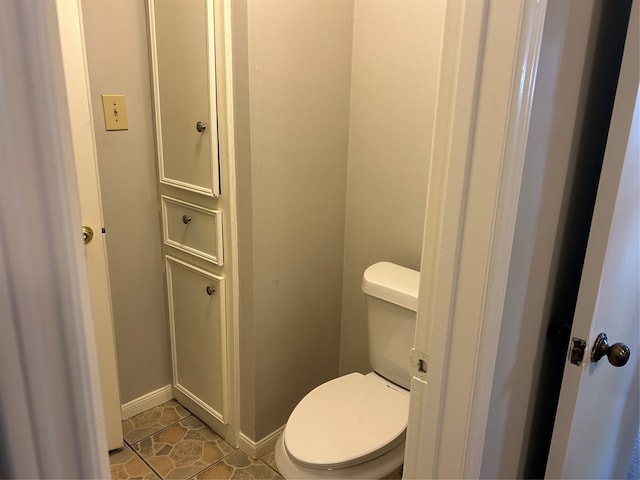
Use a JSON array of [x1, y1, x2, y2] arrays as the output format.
[[110, 447, 159, 479], [259, 450, 278, 473], [110, 401, 282, 480], [122, 400, 191, 444], [194, 450, 281, 480]]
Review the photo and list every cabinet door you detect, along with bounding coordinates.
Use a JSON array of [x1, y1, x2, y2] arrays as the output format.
[[165, 256, 228, 423], [149, 0, 220, 197]]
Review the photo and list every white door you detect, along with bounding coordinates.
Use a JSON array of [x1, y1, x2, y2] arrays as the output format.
[[546, 5, 639, 477], [56, 0, 124, 451]]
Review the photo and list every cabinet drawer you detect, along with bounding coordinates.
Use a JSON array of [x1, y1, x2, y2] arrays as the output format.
[[165, 255, 228, 423], [161, 196, 223, 265]]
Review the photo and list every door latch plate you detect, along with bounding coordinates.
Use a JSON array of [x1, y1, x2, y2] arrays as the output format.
[[410, 348, 428, 380], [570, 337, 586, 366]]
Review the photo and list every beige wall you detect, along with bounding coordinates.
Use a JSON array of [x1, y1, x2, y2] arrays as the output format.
[[235, 0, 437, 440], [82, 0, 171, 404], [236, 0, 354, 440], [339, 0, 435, 375]]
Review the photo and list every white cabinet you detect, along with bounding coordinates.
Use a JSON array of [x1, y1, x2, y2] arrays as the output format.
[[147, 0, 236, 444]]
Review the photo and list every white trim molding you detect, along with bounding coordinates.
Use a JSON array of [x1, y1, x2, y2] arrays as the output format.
[[218, 0, 242, 449], [404, 0, 547, 478], [238, 426, 285, 460], [121, 385, 173, 420]]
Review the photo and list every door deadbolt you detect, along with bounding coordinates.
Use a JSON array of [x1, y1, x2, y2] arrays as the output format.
[[82, 225, 94, 245]]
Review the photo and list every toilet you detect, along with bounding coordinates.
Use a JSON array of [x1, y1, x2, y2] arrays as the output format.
[[275, 262, 419, 479]]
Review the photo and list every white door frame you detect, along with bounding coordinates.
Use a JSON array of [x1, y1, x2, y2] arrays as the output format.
[[404, 0, 548, 477], [56, 0, 124, 450]]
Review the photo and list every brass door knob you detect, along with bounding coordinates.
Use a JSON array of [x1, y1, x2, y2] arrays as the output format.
[[82, 225, 94, 245], [591, 333, 631, 367]]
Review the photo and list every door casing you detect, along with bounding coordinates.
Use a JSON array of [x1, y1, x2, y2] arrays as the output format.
[[55, 0, 124, 451]]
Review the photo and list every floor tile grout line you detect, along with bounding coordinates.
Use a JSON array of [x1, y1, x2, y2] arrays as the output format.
[[120, 403, 193, 479], [125, 413, 235, 480], [124, 412, 193, 446], [184, 452, 279, 480], [184, 459, 219, 480], [119, 401, 285, 480], [129, 444, 165, 480], [115, 441, 280, 480], [259, 458, 281, 478], [181, 447, 239, 480], [122, 400, 192, 441], [256, 451, 280, 476]]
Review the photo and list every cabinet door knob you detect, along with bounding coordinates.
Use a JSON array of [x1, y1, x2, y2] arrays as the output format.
[[196, 121, 207, 133], [182, 215, 191, 224], [206, 285, 215, 296]]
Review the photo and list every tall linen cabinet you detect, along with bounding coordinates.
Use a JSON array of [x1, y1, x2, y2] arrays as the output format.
[[147, 0, 238, 444]]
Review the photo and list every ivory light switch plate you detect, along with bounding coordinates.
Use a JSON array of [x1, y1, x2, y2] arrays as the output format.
[[101, 94, 128, 131]]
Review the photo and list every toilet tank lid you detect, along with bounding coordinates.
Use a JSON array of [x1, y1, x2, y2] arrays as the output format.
[[361, 262, 420, 312]]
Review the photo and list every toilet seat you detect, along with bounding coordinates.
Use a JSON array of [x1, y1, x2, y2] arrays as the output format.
[[276, 430, 405, 480], [284, 372, 409, 469]]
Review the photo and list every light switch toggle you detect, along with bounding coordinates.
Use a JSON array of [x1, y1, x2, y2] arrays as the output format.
[[101, 94, 129, 131]]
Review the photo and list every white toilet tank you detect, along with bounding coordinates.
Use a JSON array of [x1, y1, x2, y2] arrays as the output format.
[[361, 262, 419, 390]]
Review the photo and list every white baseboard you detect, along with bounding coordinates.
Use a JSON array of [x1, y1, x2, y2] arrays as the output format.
[[238, 425, 285, 459], [120, 384, 173, 420]]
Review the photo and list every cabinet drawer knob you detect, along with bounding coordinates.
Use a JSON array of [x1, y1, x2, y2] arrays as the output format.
[[206, 285, 215, 296], [196, 121, 207, 133], [182, 214, 191, 224]]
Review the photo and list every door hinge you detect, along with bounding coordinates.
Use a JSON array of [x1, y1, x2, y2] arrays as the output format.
[[410, 348, 428, 380]]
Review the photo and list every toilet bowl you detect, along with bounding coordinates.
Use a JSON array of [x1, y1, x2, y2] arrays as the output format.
[[275, 372, 409, 479], [275, 262, 420, 479]]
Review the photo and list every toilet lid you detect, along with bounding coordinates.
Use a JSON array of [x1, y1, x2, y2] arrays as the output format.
[[283, 373, 409, 469]]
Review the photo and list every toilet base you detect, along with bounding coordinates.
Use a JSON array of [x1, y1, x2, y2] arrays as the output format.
[[275, 432, 405, 479]]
